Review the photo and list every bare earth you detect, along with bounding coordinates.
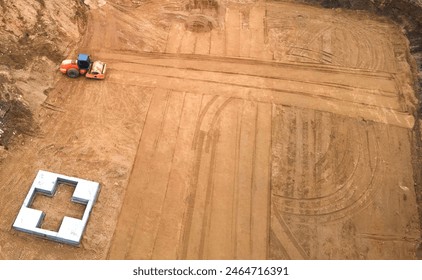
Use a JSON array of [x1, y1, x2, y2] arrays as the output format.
[[0, 0, 420, 259]]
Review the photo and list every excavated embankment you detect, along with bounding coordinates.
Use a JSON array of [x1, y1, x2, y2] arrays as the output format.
[[0, 0, 87, 150]]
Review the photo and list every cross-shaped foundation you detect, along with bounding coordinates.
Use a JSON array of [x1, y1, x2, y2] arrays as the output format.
[[13, 170, 100, 246], [31, 183, 87, 232]]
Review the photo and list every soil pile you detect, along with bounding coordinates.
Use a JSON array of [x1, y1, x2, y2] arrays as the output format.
[[0, 0, 87, 154]]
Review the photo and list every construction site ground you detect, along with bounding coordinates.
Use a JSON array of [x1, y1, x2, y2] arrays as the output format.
[[0, 0, 421, 259]]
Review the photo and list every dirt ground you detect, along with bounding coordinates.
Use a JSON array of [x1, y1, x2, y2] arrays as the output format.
[[0, 0, 421, 259]]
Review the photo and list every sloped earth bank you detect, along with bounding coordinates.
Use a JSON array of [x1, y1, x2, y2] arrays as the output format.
[[0, 0, 421, 259], [0, 0, 87, 150]]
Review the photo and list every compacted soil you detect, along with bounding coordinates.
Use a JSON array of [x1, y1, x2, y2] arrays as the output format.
[[0, 0, 420, 259]]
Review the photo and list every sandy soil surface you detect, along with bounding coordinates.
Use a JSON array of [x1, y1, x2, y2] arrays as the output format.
[[0, 0, 420, 259]]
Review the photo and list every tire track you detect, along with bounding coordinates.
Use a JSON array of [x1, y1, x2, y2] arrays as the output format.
[[150, 93, 203, 259], [234, 100, 256, 259], [112, 61, 403, 110], [180, 30, 196, 54], [109, 69, 414, 128], [271, 206, 309, 259], [166, 23, 185, 54], [272, 118, 384, 223], [181, 98, 271, 259], [124, 90, 185, 259], [188, 98, 238, 259], [181, 96, 226, 259], [249, 5, 271, 60], [107, 88, 181, 259], [98, 50, 397, 79], [204, 97, 233, 152], [110, 57, 397, 96], [225, 7, 240, 57], [195, 32, 211, 55], [210, 29, 225, 56], [191, 95, 218, 150], [252, 102, 272, 259]]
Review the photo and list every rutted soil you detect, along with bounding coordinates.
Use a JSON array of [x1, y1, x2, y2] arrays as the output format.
[[288, 0, 422, 261], [0, 0, 421, 259]]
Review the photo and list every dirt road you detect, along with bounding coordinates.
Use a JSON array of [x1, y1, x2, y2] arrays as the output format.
[[0, 0, 420, 259]]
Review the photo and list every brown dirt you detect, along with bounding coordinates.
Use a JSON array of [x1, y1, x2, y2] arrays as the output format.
[[0, 0, 88, 161], [0, 0, 421, 259], [0, 99, 36, 148]]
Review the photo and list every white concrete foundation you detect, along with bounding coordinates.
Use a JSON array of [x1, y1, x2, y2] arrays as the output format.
[[13, 170, 100, 246]]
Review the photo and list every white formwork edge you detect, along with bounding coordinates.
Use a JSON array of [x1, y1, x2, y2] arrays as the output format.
[[12, 170, 100, 246]]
